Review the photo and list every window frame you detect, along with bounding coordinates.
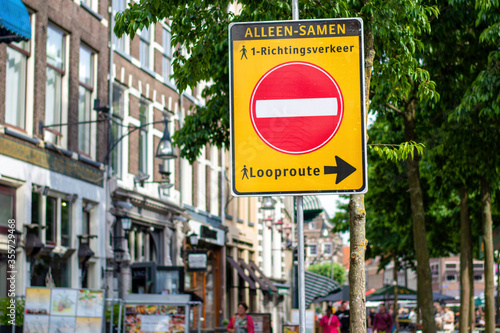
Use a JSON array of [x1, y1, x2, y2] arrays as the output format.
[[322, 242, 332, 255], [138, 100, 149, 176], [139, 27, 151, 69], [5, 41, 30, 130], [111, 83, 125, 178], [78, 44, 96, 156], [308, 243, 317, 256], [0, 185, 16, 234], [162, 26, 173, 83], [45, 24, 68, 146]]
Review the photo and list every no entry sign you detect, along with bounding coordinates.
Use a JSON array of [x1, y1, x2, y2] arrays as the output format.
[[230, 18, 367, 196], [250, 61, 344, 154]]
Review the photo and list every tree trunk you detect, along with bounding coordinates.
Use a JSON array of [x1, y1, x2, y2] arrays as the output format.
[[469, 244, 475, 332], [393, 258, 399, 331], [349, 194, 367, 333], [459, 187, 471, 333], [404, 101, 436, 333], [347, 14, 375, 333], [481, 177, 495, 333]]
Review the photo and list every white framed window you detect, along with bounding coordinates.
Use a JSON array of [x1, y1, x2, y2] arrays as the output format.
[[31, 191, 72, 287], [162, 27, 173, 83], [111, 84, 125, 177], [138, 100, 149, 175], [5, 40, 30, 129], [308, 222, 315, 230], [309, 243, 317, 256], [81, 0, 98, 12], [445, 274, 456, 282], [445, 262, 458, 270], [78, 45, 95, 156], [139, 27, 151, 69], [322, 242, 332, 255], [474, 274, 483, 282], [112, 0, 128, 54], [45, 25, 67, 145]]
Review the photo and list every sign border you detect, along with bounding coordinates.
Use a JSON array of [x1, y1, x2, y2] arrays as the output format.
[[229, 18, 367, 197]]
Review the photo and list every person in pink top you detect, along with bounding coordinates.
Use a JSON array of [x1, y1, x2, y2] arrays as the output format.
[[318, 307, 341, 333]]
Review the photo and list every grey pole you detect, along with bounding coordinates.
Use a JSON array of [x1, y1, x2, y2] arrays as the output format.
[[297, 196, 306, 333]]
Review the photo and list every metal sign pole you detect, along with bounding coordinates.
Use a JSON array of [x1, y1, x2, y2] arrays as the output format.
[[297, 196, 306, 333], [291, 2, 304, 333]]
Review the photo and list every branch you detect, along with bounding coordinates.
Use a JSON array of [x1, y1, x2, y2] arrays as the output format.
[[386, 103, 404, 114]]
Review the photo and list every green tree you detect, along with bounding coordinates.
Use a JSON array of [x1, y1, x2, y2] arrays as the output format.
[[114, 1, 438, 331], [307, 262, 347, 286]]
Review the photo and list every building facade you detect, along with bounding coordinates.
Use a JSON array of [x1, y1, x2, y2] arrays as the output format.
[[1, 0, 110, 296]]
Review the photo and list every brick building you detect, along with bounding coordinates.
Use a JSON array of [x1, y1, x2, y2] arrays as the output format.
[[0, 0, 110, 295]]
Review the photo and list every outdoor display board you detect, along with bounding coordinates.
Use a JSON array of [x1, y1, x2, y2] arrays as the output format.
[[123, 294, 191, 333], [23, 287, 105, 333], [248, 313, 271, 333], [229, 19, 366, 196], [124, 304, 186, 333]]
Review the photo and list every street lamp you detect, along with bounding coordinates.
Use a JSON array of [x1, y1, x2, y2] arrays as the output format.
[[188, 232, 199, 248], [260, 197, 277, 210]]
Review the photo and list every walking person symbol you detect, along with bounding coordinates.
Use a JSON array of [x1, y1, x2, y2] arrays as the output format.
[[241, 165, 249, 179], [240, 45, 248, 60]]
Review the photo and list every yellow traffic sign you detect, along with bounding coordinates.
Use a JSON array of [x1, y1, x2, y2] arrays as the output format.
[[229, 18, 367, 196]]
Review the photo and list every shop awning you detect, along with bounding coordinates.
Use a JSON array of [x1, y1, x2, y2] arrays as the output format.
[[305, 271, 340, 307], [227, 256, 256, 290], [0, 0, 31, 43], [249, 260, 278, 292], [238, 259, 273, 292], [302, 196, 324, 221]]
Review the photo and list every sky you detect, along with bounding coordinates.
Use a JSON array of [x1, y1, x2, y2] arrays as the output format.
[[318, 195, 350, 244]]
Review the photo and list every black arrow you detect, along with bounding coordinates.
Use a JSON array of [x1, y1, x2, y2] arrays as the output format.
[[324, 156, 357, 184]]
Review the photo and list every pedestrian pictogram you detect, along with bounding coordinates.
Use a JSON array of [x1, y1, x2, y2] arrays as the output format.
[[250, 61, 343, 154], [229, 18, 367, 196], [240, 45, 248, 59]]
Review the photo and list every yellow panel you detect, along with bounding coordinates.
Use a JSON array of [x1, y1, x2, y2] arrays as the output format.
[[230, 19, 366, 196]]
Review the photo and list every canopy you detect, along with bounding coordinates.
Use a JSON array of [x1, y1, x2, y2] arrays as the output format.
[[313, 285, 349, 303], [305, 271, 340, 307], [366, 285, 456, 303], [303, 196, 323, 221], [366, 285, 417, 301], [0, 0, 31, 43]]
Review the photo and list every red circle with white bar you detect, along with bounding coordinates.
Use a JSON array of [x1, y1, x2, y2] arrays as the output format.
[[250, 62, 344, 155]]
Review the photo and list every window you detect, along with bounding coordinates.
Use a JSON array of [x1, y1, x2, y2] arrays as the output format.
[[162, 27, 173, 83], [0, 186, 15, 234], [474, 274, 483, 282], [139, 27, 150, 69], [138, 101, 148, 174], [32, 192, 72, 248], [81, 0, 98, 11], [446, 274, 456, 282], [78, 46, 94, 155], [473, 263, 484, 270], [111, 84, 125, 177], [445, 263, 457, 270], [45, 26, 65, 144], [308, 222, 315, 230], [309, 243, 317, 256], [323, 243, 332, 255], [5, 41, 30, 129], [112, 0, 127, 54]]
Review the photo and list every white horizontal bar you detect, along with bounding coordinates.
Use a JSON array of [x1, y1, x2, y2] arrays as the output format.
[[256, 98, 338, 118]]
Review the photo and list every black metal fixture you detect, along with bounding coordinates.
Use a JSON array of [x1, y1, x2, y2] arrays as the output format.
[[260, 197, 277, 210], [24, 224, 46, 258], [320, 221, 330, 238], [188, 232, 199, 248], [156, 119, 177, 159]]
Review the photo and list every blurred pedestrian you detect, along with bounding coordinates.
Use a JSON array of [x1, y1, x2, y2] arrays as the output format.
[[336, 301, 350, 333], [227, 302, 254, 333], [373, 304, 393, 333], [442, 306, 454, 332], [318, 306, 341, 333]]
